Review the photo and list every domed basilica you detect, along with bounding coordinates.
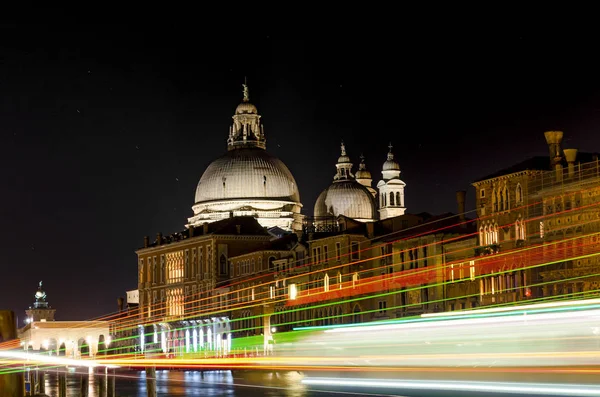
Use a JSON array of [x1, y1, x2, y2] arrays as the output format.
[[187, 84, 303, 231], [187, 84, 406, 232]]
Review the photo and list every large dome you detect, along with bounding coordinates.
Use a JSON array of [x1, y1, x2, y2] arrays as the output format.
[[314, 181, 377, 221], [195, 148, 300, 203], [188, 85, 303, 232]]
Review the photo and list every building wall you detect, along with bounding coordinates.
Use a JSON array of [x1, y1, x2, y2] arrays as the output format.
[[136, 234, 271, 323]]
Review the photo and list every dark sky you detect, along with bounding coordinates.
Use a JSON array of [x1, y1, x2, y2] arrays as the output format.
[[2, 23, 600, 321]]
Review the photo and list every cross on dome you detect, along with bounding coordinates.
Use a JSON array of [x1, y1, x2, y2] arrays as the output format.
[[387, 142, 395, 161]]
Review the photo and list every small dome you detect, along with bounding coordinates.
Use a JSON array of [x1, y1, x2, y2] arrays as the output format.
[[314, 180, 377, 221], [383, 159, 400, 171], [337, 154, 351, 164], [356, 155, 371, 179], [235, 102, 258, 114], [355, 168, 371, 179], [35, 290, 45, 299]]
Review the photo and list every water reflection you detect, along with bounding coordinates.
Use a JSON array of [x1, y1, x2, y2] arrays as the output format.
[[43, 369, 311, 396]]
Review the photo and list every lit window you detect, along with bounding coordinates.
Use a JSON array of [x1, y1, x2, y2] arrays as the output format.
[[469, 260, 475, 281], [289, 284, 297, 300]]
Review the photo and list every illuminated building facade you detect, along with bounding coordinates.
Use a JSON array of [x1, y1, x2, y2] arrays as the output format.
[[227, 233, 307, 337], [135, 216, 274, 353], [471, 131, 600, 305]]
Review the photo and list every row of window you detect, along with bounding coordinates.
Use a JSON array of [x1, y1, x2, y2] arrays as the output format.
[[480, 183, 523, 212], [380, 191, 404, 208], [311, 241, 359, 264], [139, 245, 213, 285]]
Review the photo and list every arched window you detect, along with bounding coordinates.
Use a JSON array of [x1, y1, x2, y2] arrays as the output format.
[[497, 188, 503, 211], [492, 189, 497, 212], [389, 192, 395, 206], [516, 219, 526, 240], [516, 183, 523, 204], [219, 254, 227, 275], [352, 304, 362, 324], [492, 223, 499, 244], [479, 226, 485, 245], [503, 186, 509, 211], [268, 256, 275, 270], [396, 192, 401, 207], [484, 225, 489, 245]]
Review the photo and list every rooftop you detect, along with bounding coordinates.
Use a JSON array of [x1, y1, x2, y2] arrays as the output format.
[[474, 152, 600, 183], [141, 216, 272, 249]]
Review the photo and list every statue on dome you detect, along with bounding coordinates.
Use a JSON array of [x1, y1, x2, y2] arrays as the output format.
[[242, 83, 250, 102]]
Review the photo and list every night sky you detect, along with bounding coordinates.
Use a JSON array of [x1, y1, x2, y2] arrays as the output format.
[[2, 23, 600, 321]]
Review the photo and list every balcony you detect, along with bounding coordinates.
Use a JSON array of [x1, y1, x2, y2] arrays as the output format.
[[475, 244, 501, 256]]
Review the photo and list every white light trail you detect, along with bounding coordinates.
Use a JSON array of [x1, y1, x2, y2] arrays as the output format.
[[421, 298, 600, 318], [325, 308, 600, 334], [302, 378, 600, 396], [0, 351, 119, 368]]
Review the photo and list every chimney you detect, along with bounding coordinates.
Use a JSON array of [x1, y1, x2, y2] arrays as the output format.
[[143, 236, 149, 248], [456, 190, 466, 223], [117, 297, 124, 312], [188, 224, 194, 238], [563, 148, 578, 178], [544, 131, 564, 168], [202, 223, 209, 235], [156, 232, 162, 246]]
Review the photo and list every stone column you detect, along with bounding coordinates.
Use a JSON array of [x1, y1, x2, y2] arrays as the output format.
[[146, 366, 157, 397], [0, 310, 24, 397]]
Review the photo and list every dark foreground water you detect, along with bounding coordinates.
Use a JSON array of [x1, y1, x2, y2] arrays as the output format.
[[43, 370, 311, 397], [39, 369, 598, 397]]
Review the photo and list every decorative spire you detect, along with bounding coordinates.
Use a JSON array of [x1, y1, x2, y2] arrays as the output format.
[[359, 153, 367, 170], [229, 81, 265, 150], [387, 142, 394, 160], [33, 281, 48, 308], [242, 77, 250, 102], [334, 141, 354, 181]]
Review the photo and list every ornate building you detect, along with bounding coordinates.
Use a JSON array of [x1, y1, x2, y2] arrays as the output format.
[[25, 281, 55, 323], [187, 84, 303, 232], [314, 142, 406, 223], [471, 131, 600, 305]]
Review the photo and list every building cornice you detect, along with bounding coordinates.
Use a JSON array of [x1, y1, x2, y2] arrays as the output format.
[[472, 170, 544, 187], [136, 234, 271, 255]]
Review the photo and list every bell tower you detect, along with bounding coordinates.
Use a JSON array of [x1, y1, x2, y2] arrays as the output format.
[[377, 143, 407, 220]]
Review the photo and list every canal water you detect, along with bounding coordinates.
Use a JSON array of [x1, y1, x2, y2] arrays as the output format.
[[42, 369, 317, 396]]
